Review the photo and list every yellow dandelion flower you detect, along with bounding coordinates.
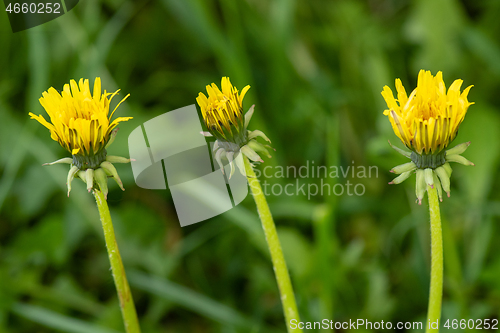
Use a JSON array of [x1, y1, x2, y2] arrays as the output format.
[[29, 77, 132, 158], [196, 77, 273, 177], [196, 77, 250, 145], [30, 78, 133, 198], [382, 70, 475, 203], [382, 69, 473, 155]]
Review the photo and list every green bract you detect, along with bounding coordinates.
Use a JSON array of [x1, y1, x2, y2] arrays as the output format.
[[388, 140, 474, 204]]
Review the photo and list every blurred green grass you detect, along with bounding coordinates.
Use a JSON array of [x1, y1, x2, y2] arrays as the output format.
[[1, 0, 500, 332]]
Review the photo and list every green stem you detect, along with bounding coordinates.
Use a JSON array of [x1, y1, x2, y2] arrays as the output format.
[[93, 189, 141, 333], [425, 185, 443, 333], [243, 157, 302, 332]]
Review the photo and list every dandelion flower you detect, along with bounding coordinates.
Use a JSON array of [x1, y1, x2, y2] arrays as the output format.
[[382, 70, 474, 203], [29, 78, 133, 198], [196, 77, 273, 177]]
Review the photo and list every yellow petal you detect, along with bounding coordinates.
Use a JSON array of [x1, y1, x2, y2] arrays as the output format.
[[389, 110, 411, 148], [110, 93, 129, 119], [29, 112, 56, 131], [93, 77, 102, 101], [196, 93, 208, 114], [239, 85, 251, 105], [108, 116, 133, 132], [70, 79, 80, 97], [221, 77, 231, 96], [381, 86, 399, 113], [395, 79, 408, 108]]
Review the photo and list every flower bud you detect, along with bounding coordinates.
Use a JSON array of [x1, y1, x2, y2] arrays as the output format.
[[197, 77, 272, 176]]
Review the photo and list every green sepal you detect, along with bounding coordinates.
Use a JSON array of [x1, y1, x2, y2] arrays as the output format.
[[241, 145, 263, 163], [247, 139, 272, 158], [94, 168, 109, 199], [265, 144, 276, 151], [445, 141, 471, 156], [435, 166, 451, 197], [85, 168, 94, 193], [105, 128, 119, 149], [66, 165, 80, 197], [390, 162, 416, 174], [76, 170, 87, 183], [100, 161, 125, 191], [234, 152, 247, 177], [44, 157, 73, 166], [248, 130, 271, 143], [446, 154, 475, 166], [214, 148, 225, 174], [388, 140, 411, 158], [389, 170, 413, 184], [236, 107, 245, 134], [219, 123, 234, 143], [105, 155, 132, 163], [424, 168, 434, 188], [226, 151, 235, 179], [415, 169, 426, 205], [443, 162, 453, 177], [433, 172, 443, 202], [210, 126, 227, 142], [244, 105, 255, 128]]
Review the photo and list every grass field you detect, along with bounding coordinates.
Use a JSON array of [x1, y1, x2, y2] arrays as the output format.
[[1, 0, 500, 332]]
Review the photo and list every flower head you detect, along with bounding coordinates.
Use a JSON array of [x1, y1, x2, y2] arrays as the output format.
[[196, 77, 273, 177], [30, 78, 131, 158], [382, 70, 473, 155], [382, 70, 474, 204], [197, 77, 250, 145], [30, 78, 133, 198]]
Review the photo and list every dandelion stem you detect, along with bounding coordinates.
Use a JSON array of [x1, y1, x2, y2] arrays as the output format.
[[93, 189, 141, 333], [425, 185, 443, 333], [243, 157, 301, 332]]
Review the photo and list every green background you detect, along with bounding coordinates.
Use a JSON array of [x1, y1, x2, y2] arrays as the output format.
[[1, 0, 499, 332]]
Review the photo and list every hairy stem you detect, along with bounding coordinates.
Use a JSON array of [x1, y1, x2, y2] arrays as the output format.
[[425, 185, 443, 333], [93, 189, 141, 333], [244, 157, 302, 332]]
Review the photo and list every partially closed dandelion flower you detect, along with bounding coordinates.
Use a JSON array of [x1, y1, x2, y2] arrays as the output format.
[[196, 77, 273, 177], [382, 70, 474, 203], [29, 78, 133, 198]]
